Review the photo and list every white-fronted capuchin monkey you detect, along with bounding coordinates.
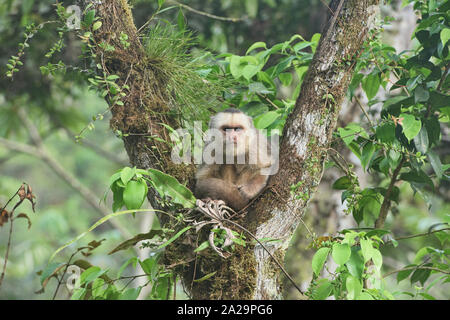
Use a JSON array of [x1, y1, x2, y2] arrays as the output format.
[[195, 108, 277, 211]]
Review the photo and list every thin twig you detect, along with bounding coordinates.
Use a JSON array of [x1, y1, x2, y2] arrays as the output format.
[[375, 156, 406, 228], [383, 265, 450, 279]]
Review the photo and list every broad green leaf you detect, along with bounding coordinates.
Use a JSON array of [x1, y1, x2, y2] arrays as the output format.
[[413, 127, 429, 154], [357, 292, 374, 300], [80, 266, 107, 285], [123, 180, 147, 210], [230, 55, 243, 79], [312, 247, 331, 276], [312, 279, 333, 300], [332, 176, 352, 190], [83, 9, 96, 27], [440, 28, 450, 45], [248, 82, 273, 95], [346, 275, 362, 300], [147, 168, 196, 208], [332, 243, 351, 265], [371, 248, 383, 270], [414, 85, 429, 103], [359, 238, 373, 263], [92, 21, 102, 31], [397, 264, 416, 283], [362, 73, 380, 100], [71, 288, 86, 300], [279, 72, 293, 86], [400, 114, 421, 141], [361, 142, 375, 171], [410, 266, 432, 286], [246, 41, 267, 55], [346, 248, 364, 279], [119, 287, 141, 300], [253, 111, 279, 129], [376, 122, 395, 144], [120, 167, 135, 185], [242, 64, 260, 80], [40, 262, 66, 285], [428, 150, 443, 179]]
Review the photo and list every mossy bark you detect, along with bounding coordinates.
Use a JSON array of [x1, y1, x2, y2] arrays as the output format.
[[88, 0, 379, 299]]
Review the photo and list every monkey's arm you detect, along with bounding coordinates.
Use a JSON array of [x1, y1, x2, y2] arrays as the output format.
[[195, 178, 249, 211]]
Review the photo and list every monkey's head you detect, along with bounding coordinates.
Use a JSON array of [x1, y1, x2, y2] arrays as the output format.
[[209, 108, 255, 157]]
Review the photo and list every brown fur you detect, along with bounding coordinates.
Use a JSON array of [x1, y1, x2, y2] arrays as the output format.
[[195, 110, 273, 211]]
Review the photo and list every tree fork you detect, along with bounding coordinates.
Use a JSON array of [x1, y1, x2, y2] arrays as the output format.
[[88, 0, 380, 299]]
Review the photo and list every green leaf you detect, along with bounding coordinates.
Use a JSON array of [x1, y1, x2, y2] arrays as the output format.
[[428, 150, 443, 179], [123, 180, 147, 210], [92, 21, 102, 31], [248, 82, 273, 94], [193, 271, 217, 282], [359, 238, 373, 263], [440, 28, 450, 46], [253, 111, 280, 129], [157, 226, 192, 250], [139, 257, 158, 277], [346, 275, 362, 300], [332, 243, 351, 265], [40, 262, 66, 285], [411, 266, 432, 286], [332, 176, 352, 190], [120, 167, 135, 185], [83, 9, 96, 27], [71, 288, 86, 300], [246, 41, 267, 55], [371, 248, 383, 270], [413, 127, 429, 154], [362, 73, 380, 100], [312, 279, 333, 300], [376, 122, 396, 144], [279, 72, 293, 86], [400, 114, 421, 141], [361, 142, 375, 171], [177, 7, 185, 31], [119, 287, 141, 300], [147, 168, 196, 208], [397, 264, 416, 283], [312, 247, 331, 276], [229, 55, 243, 79], [346, 247, 364, 279], [242, 64, 260, 80], [80, 266, 107, 285], [414, 85, 429, 103]]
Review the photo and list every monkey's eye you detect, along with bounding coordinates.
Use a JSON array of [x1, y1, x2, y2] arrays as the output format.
[[234, 127, 243, 132]]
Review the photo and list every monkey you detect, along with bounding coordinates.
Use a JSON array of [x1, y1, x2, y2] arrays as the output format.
[[194, 108, 277, 211]]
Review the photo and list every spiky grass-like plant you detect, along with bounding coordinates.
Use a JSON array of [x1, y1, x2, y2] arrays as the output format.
[[143, 22, 227, 123]]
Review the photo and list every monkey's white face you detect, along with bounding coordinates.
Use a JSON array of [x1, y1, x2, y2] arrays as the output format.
[[215, 113, 253, 157]]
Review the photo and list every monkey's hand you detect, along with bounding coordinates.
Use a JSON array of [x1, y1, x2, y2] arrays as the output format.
[[237, 174, 269, 200]]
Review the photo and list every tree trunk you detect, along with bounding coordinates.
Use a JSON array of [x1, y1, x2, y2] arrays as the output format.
[[88, 0, 379, 299]]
